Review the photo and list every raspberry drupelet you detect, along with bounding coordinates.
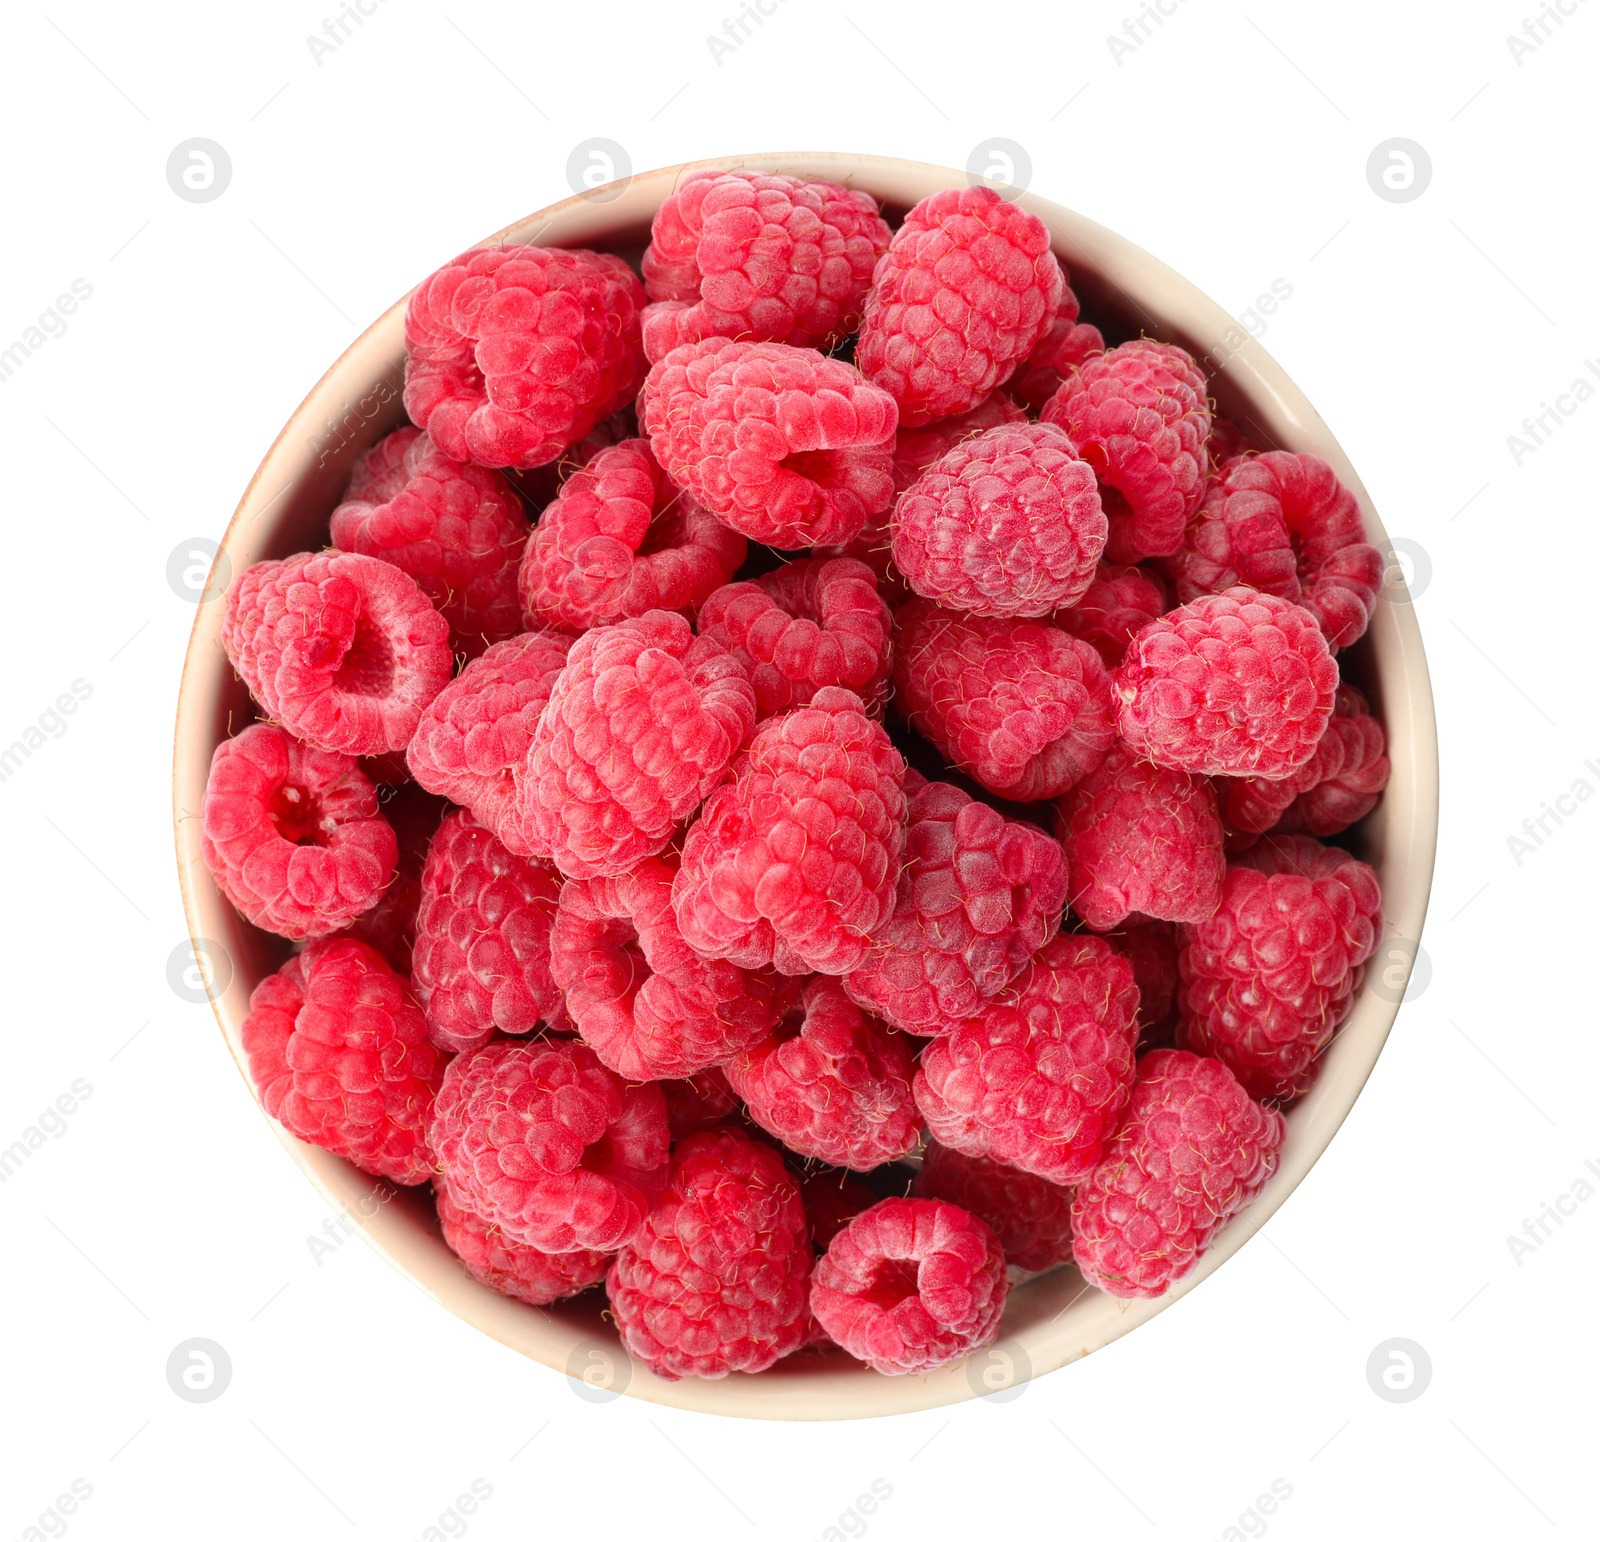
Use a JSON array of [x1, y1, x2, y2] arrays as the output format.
[[436, 1190, 610, 1307]]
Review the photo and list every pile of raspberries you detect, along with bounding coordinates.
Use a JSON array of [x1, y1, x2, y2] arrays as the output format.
[[204, 170, 1391, 1383]]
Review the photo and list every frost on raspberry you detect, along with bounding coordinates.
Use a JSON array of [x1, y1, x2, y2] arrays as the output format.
[[1054, 561, 1169, 669], [436, 1190, 610, 1308], [914, 1142, 1076, 1273], [403, 243, 647, 470], [640, 336, 897, 550], [517, 437, 745, 633], [640, 169, 891, 361], [1010, 255, 1106, 413]]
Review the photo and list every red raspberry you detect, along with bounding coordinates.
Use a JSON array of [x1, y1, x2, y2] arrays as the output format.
[[891, 422, 1107, 618], [330, 426, 529, 657], [914, 934, 1139, 1184], [241, 938, 443, 1186], [672, 687, 907, 975], [1041, 340, 1211, 561], [1055, 744, 1225, 930], [411, 810, 566, 1054], [222, 550, 453, 756], [914, 1142, 1076, 1273], [1169, 457, 1299, 606], [515, 611, 755, 879], [661, 1065, 740, 1141], [1177, 840, 1382, 1101], [339, 783, 447, 975], [430, 1038, 669, 1254], [607, 1127, 811, 1379], [725, 977, 923, 1170], [436, 1189, 609, 1307], [1010, 256, 1106, 413], [640, 337, 897, 550], [201, 724, 396, 940], [696, 556, 893, 720], [809, 1197, 1008, 1374], [1107, 917, 1181, 1050], [640, 169, 890, 362], [1055, 560, 1169, 668], [549, 853, 785, 1081], [843, 773, 1068, 1034], [1072, 1049, 1286, 1297], [799, 1169, 877, 1251], [1114, 586, 1338, 779], [517, 438, 745, 633], [856, 185, 1062, 427], [892, 600, 1116, 800], [403, 244, 647, 471], [405, 629, 571, 854]]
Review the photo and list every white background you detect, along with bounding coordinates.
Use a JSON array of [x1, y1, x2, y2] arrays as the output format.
[[1, 1, 1595, 1538]]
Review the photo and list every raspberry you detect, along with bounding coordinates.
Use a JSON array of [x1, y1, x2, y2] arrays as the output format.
[[1207, 416, 1263, 464], [856, 185, 1062, 427], [405, 629, 571, 854], [1041, 340, 1211, 561], [240, 938, 443, 1185], [799, 1169, 877, 1251], [1010, 257, 1106, 413], [891, 422, 1107, 618], [640, 169, 890, 361], [696, 556, 893, 720], [915, 933, 1138, 1184], [1114, 587, 1338, 779], [640, 337, 897, 550], [549, 853, 785, 1081], [1169, 458, 1299, 606], [843, 773, 1068, 1034], [809, 1197, 1008, 1374], [515, 611, 756, 879], [890, 392, 1030, 495], [892, 599, 1115, 800], [914, 1143, 1076, 1272], [1055, 744, 1225, 930], [330, 426, 529, 657], [672, 687, 907, 975], [430, 1038, 669, 1254], [339, 783, 447, 975], [222, 550, 454, 756], [1071, 1049, 1286, 1297], [436, 1189, 610, 1307], [1107, 917, 1181, 1050], [607, 1127, 811, 1379], [725, 977, 923, 1170], [201, 724, 397, 940], [1176, 840, 1382, 1100], [1055, 561, 1169, 668], [517, 438, 745, 632], [661, 1065, 740, 1141], [403, 243, 647, 471], [411, 810, 566, 1055]]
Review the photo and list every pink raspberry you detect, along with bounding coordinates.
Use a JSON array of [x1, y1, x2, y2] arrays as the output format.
[[661, 1066, 740, 1141], [405, 629, 571, 854], [856, 185, 1062, 427], [1055, 560, 1170, 668], [436, 1189, 610, 1307], [672, 687, 907, 975], [1072, 1049, 1286, 1297], [515, 611, 755, 879], [843, 773, 1068, 1034], [241, 938, 443, 1186], [809, 1197, 1008, 1375], [1010, 256, 1106, 413], [430, 1038, 669, 1254], [641, 337, 897, 550], [1114, 586, 1338, 779], [201, 724, 396, 940], [1169, 457, 1300, 606], [607, 1127, 811, 1379], [330, 426, 529, 657], [517, 437, 745, 632], [1041, 340, 1211, 561], [914, 1142, 1076, 1272], [410, 810, 566, 1054], [403, 244, 647, 470], [640, 169, 890, 361], [1107, 916, 1181, 1050], [799, 1169, 878, 1252], [891, 421, 1107, 617], [892, 599, 1115, 800], [1177, 839, 1382, 1101], [549, 853, 786, 1081], [696, 556, 893, 720], [1055, 744, 1225, 930], [914, 933, 1139, 1185], [338, 783, 446, 975], [222, 550, 453, 756], [725, 977, 923, 1170]]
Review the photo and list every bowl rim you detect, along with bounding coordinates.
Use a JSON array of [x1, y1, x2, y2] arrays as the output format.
[[173, 151, 1440, 1421]]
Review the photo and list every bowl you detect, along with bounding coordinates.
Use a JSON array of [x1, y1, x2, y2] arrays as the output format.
[[173, 152, 1439, 1420]]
